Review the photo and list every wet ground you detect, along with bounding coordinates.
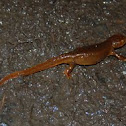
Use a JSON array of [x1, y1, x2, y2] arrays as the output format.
[[0, 0, 126, 126]]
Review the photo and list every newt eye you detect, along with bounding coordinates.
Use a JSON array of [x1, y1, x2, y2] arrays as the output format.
[[111, 34, 126, 48]]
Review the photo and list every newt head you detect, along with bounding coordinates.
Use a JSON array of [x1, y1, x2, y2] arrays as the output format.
[[110, 34, 126, 49]]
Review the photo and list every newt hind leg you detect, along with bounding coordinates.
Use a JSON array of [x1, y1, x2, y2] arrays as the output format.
[[63, 62, 76, 79]]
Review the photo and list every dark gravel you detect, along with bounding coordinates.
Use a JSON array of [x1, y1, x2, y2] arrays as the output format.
[[0, 0, 126, 126]]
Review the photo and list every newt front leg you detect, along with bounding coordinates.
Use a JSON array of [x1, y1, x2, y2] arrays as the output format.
[[115, 54, 126, 61], [110, 51, 126, 61]]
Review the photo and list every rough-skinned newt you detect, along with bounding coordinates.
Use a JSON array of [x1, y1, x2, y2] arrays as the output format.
[[0, 34, 126, 85]]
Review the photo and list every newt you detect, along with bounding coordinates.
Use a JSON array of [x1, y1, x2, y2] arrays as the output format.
[[0, 34, 126, 85]]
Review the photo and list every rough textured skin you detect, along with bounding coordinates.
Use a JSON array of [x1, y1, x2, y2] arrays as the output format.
[[0, 34, 126, 85]]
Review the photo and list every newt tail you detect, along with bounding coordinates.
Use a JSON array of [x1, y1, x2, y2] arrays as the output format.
[[0, 53, 73, 85]]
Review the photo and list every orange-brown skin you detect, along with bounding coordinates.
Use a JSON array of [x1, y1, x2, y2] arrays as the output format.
[[0, 34, 126, 85]]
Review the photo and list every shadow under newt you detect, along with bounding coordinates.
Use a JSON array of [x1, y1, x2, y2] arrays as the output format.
[[0, 34, 126, 85]]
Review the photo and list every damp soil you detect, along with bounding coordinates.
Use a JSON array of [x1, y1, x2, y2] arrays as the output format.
[[0, 0, 126, 126]]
